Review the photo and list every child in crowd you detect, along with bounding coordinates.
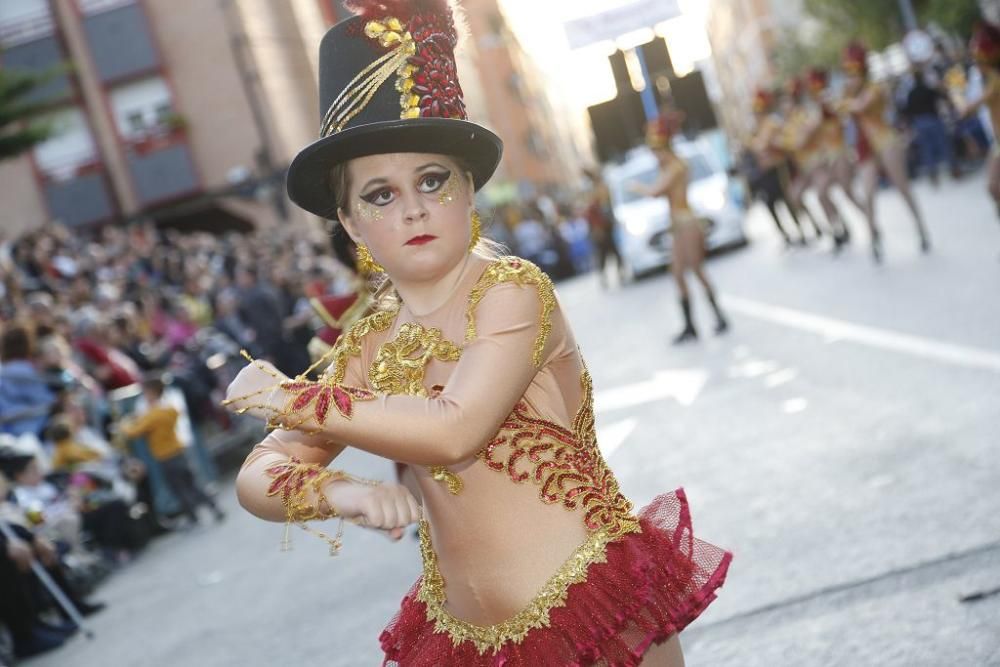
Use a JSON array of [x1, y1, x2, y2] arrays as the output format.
[[120, 378, 225, 526]]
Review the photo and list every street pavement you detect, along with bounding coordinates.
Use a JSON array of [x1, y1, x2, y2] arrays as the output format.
[[28, 173, 1000, 666]]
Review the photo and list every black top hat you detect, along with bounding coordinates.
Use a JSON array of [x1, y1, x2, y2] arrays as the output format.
[[286, 0, 503, 220]]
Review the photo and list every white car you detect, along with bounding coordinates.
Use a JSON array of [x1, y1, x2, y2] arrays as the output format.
[[604, 134, 747, 277]]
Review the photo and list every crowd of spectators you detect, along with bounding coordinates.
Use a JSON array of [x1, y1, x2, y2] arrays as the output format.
[[0, 220, 361, 662]]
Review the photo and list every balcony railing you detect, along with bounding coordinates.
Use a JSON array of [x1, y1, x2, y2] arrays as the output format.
[[125, 133, 199, 206], [0, 9, 55, 47], [77, 0, 135, 16], [40, 160, 116, 227]]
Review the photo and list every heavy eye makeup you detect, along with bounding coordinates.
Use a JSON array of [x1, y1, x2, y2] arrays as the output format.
[[417, 170, 451, 194], [358, 168, 452, 206]]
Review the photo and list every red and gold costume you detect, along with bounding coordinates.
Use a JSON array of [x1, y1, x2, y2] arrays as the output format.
[[970, 22, 1000, 157], [750, 89, 786, 171], [307, 288, 371, 362], [806, 68, 849, 166], [842, 42, 896, 161], [238, 256, 730, 665], [647, 113, 705, 234], [780, 78, 827, 173]]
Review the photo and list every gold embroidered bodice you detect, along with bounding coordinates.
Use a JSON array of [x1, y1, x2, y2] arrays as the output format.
[[326, 257, 634, 532], [323, 257, 639, 652], [370, 321, 461, 396]]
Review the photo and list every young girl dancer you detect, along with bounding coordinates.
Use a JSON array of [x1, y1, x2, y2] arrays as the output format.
[[749, 88, 816, 246], [223, 2, 731, 665], [962, 22, 1000, 222], [841, 41, 931, 262], [636, 112, 729, 344]]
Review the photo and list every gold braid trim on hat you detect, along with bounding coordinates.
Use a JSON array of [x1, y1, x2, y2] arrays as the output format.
[[320, 18, 421, 137]]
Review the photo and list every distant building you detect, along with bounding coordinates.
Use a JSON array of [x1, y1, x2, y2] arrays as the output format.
[[705, 0, 808, 141], [0, 0, 358, 237], [461, 0, 582, 202], [0, 0, 577, 239]]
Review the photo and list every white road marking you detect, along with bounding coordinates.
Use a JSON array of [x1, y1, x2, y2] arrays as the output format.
[[597, 418, 638, 459], [764, 368, 799, 388], [723, 295, 1000, 374], [594, 368, 709, 413], [782, 398, 809, 414], [728, 359, 779, 379]]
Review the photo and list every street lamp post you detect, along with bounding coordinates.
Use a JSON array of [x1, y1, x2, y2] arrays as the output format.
[[897, 0, 918, 33]]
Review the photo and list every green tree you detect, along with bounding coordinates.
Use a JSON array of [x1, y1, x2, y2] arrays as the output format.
[[770, 27, 844, 80], [0, 67, 57, 162], [919, 0, 981, 38], [802, 0, 980, 49], [802, 0, 902, 50]]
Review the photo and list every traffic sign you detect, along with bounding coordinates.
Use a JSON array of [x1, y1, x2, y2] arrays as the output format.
[[564, 0, 682, 50]]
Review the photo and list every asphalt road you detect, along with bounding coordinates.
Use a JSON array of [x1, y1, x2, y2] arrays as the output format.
[[29, 173, 1000, 667]]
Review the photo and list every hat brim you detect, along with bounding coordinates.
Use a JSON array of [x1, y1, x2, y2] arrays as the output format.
[[286, 118, 503, 220]]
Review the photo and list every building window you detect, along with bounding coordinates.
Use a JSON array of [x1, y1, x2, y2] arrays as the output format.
[[33, 107, 99, 179], [109, 76, 174, 140]]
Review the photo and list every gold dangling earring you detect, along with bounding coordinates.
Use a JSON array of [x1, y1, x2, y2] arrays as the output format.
[[469, 210, 482, 252], [356, 243, 384, 275]]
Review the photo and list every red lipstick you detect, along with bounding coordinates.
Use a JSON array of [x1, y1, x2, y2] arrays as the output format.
[[405, 234, 437, 246]]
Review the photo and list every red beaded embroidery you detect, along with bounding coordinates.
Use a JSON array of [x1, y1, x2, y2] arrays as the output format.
[[478, 397, 638, 538], [407, 13, 466, 120], [280, 380, 376, 422]]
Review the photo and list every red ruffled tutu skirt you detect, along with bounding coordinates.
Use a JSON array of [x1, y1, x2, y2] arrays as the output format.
[[380, 489, 731, 666]]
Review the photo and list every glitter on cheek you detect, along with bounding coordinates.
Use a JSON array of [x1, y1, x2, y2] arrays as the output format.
[[437, 171, 460, 206], [356, 200, 384, 222]]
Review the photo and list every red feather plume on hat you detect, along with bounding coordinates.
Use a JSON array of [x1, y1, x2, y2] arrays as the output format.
[[345, 0, 467, 53], [971, 21, 1000, 66], [345, 0, 451, 21]]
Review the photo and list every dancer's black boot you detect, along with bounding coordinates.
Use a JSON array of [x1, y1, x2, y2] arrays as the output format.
[[871, 231, 883, 264], [672, 297, 698, 344], [707, 292, 729, 335]]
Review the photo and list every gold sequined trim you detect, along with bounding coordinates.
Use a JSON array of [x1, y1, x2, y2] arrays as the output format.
[[327, 308, 398, 384], [416, 519, 621, 654], [465, 257, 555, 368], [370, 322, 461, 396], [369, 321, 465, 494], [320, 18, 418, 136], [477, 366, 639, 538]]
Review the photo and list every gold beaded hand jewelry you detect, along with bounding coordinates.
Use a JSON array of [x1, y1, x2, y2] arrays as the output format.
[[221, 350, 376, 434], [264, 457, 380, 555]]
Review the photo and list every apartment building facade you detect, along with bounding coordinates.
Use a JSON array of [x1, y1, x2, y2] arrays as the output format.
[[0, 0, 576, 238]]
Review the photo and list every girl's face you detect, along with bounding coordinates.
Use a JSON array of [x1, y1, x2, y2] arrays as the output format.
[[338, 153, 474, 283]]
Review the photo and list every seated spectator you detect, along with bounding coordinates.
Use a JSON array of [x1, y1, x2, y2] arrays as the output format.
[[0, 446, 106, 659], [4, 443, 84, 555], [5, 434, 136, 566], [48, 417, 102, 472], [0, 322, 55, 438]]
